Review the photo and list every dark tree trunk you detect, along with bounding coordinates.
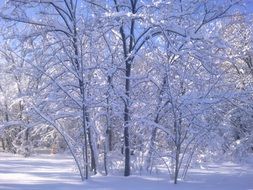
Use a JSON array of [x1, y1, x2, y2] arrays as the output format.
[[106, 76, 113, 151], [114, 0, 138, 176], [104, 143, 108, 175], [1, 139, 5, 151], [87, 124, 97, 175], [146, 127, 157, 172], [123, 61, 131, 176], [72, 8, 89, 179]]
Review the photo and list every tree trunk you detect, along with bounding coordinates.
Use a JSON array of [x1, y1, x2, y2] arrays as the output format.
[[1, 139, 5, 151], [104, 143, 108, 175], [146, 127, 157, 172], [106, 76, 113, 151], [124, 61, 131, 176], [87, 125, 97, 175], [81, 103, 89, 179], [174, 145, 180, 184]]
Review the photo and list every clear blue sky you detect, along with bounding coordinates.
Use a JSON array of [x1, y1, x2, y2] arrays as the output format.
[[245, 0, 253, 13]]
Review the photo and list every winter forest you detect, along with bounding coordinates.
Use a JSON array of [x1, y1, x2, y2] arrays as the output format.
[[0, 0, 252, 189]]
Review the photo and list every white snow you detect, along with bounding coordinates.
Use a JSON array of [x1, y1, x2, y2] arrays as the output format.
[[0, 153, 252, 190]]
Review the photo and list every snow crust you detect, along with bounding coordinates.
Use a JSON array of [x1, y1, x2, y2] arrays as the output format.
[[0, 153, 252, 190]]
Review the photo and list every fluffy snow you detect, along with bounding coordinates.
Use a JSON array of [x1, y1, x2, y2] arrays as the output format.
[[0, 153, 252, 190]]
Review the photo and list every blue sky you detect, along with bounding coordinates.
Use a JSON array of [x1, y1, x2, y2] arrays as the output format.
[[0, 0, 252, 16], [245, 0, 253, 13]]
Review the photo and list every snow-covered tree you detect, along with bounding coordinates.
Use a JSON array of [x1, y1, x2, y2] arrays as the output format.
[[0, 0, 250, 184]]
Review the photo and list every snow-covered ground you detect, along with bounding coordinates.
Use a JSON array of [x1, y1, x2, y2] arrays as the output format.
[[0, 153, 252, 190]]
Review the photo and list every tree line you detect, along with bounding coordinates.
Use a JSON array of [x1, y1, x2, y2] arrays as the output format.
[[0, 0, 252, 184]]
